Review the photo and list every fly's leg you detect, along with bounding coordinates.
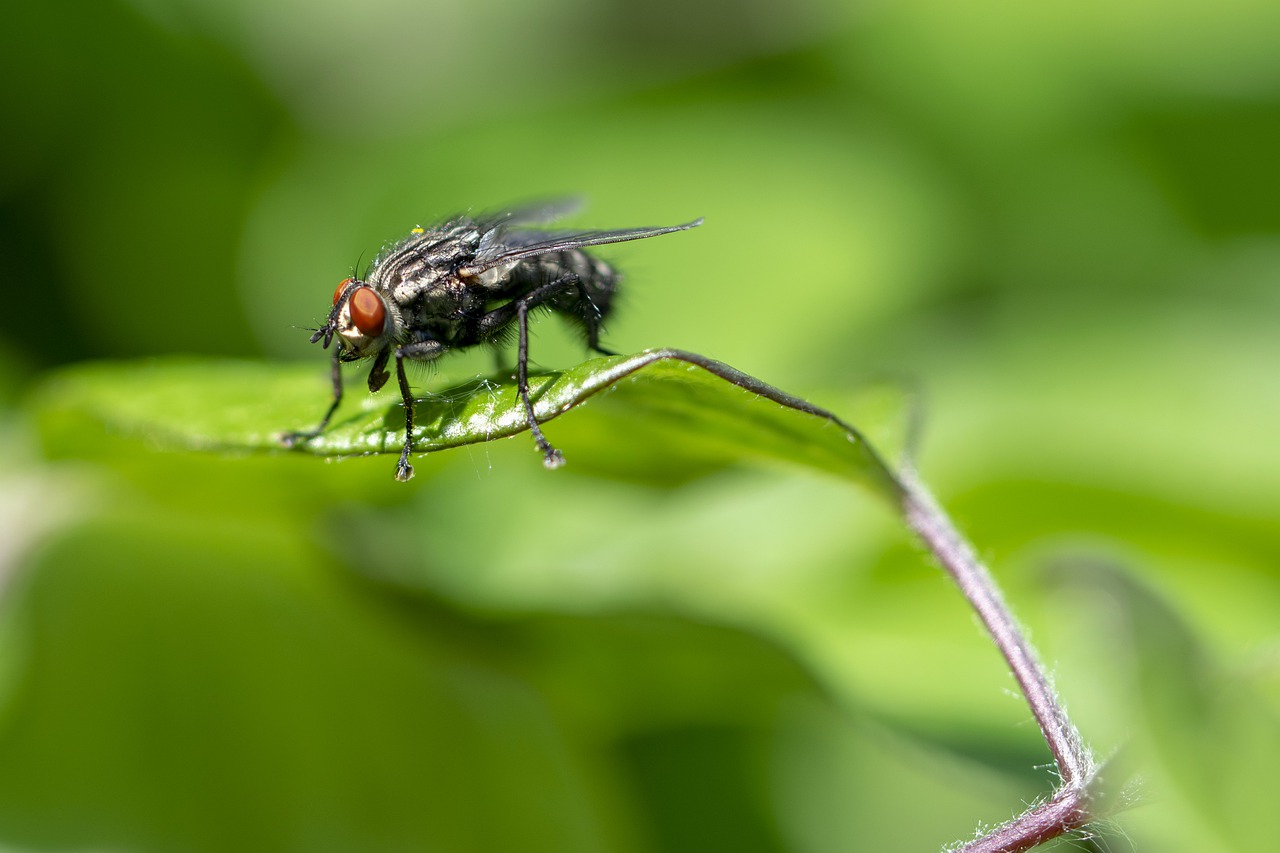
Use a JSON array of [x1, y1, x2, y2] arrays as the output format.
[[573, 278, 617, 356], [581, 308, 616, 356], [366, 348, 391, 393], [280, 349, 343, 447], [475, 276, 583, 466], [474, 276, 578, 337], [476, 276, 579, 468], [392, 339, 446, 482], [517, 299, 565, 469], [394, 354, 416, 482], [585, 318, 617, 357]]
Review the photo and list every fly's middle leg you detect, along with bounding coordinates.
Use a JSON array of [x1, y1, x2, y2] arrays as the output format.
[[392, 338, 446, 482]]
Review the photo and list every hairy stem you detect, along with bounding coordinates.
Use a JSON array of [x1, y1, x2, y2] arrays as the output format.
[[896, 470, 1099, 851], [953, 788, 1094, 853], [621, 351, 1100, 850], [898, 469, 1093, 788]]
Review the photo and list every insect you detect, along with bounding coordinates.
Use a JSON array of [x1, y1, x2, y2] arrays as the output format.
[[280, 201, 702, 481]]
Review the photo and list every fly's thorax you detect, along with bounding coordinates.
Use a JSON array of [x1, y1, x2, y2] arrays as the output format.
[[371, 224, 483, 304], [385, 265, 454, 305], [401, 277, 488, 345]]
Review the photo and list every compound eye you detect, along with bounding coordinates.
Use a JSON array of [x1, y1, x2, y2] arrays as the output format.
[[349, 286, 386, 336], [332, 277, 355, 305]]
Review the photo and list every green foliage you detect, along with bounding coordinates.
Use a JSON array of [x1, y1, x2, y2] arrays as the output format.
[[33, 352, 906, 498], [3, 0, 1278, 851]]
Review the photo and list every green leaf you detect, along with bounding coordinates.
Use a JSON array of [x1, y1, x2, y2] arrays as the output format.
[[32, 350, 906, 500]]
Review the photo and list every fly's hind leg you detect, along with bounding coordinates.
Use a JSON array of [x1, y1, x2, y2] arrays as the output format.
[[577, 286, 616, 356], [517, 298, 565, 468], [477, 276, 580, 468], [571, 266, 619, 357], [585, 321, 617, 357]]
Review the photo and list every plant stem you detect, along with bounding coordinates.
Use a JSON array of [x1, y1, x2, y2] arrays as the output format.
[[898, 469, 1092, 787], [952, 788, 1094, 853], [896, 470, 1098, 851], [632, 351, 1101, 851]]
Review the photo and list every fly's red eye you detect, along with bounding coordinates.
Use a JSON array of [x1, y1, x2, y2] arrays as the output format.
[[332, 277, 355, 305], [349, 286, 386, 336]]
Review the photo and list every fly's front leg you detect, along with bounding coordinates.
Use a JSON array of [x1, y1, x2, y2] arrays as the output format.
[[280, 348, 344, 447], [392, 339, 445, 482], [366, 348, 391, 393]]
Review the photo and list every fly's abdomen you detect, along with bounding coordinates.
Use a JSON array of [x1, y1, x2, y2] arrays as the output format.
[[497, 249, 615, 351], [513, 250, 617, 318], [564, 249, 619, 318]]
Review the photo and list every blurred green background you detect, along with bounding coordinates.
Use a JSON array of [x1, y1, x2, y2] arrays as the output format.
[[2, 0, 1278, 850]]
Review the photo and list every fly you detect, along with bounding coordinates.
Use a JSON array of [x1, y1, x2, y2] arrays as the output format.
[[280, 200, 703, 481]]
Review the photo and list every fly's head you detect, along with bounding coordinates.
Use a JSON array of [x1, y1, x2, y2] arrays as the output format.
[[311, 277, 397, 362]]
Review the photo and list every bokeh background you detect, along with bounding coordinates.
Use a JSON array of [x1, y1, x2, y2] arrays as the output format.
[[2, 1, 1278, 851]]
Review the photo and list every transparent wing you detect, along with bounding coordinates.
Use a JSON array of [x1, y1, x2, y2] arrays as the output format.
[[473, 198, 585, 231], [461, 218, 704, 277]]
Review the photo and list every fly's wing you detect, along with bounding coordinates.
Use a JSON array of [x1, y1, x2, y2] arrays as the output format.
[[460, 218, 704, 277], [470, 199, 585, 267], [473, 198, 585, 231]]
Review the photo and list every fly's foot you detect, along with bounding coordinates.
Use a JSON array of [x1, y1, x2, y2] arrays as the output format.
[[278, 430, 318, 449], [395, 453, 415, 482], [532, 426, 565, 469]]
